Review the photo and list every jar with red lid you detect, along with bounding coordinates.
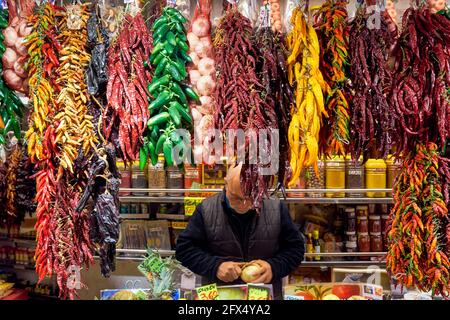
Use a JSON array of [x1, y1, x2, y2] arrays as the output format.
[[357, 216, 368, 233], [369, 215, 381, 234], [370, 233, 383, 252]]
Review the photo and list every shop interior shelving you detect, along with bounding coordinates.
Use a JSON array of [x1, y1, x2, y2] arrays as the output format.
[[117, 187, 392, 268], [119, 188, 394, 204]]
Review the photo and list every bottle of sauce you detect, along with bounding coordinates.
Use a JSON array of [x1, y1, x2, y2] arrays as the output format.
[[313, 230, 321, 261], [306, 233, 314, 261]]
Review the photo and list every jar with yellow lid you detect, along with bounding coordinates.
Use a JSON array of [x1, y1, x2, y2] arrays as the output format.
[[386, 155, 402, 196], [325, 156, 345, 198], [365, 159, 387, 197]]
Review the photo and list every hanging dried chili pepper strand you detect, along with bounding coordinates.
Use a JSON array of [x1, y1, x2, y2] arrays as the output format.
[[314, 0, 350, 157], [387, 143, 450, 297], [214, 7, 276, 212], [348, 4, 397, 159]]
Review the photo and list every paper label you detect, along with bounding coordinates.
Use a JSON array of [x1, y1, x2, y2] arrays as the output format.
[[247, 285, 270, 300], [184, 197, 204, 216], [196, 283, 219, 300]]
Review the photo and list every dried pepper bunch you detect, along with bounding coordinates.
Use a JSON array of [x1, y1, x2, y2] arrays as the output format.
[[286, 6, 329, 186], [254, 24, 293, 191], [314, 0, 351, 157], [348, 4, 397, 160], [387, 143, 450, 297], [214, 7, 277, 212]]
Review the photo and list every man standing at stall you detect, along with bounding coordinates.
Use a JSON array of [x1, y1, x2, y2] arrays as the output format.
[[175, 163, 305, 300]]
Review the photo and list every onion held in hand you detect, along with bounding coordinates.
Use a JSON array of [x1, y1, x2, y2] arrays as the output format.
[[240, 263, 263, 283]]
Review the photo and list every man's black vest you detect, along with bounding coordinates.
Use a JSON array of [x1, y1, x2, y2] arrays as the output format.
[[201, 191, 283, 299]]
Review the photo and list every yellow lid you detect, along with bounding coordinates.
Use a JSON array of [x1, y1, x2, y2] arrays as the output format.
[[345, 154, 363, 161], [313, 230, 319, 238], [116, 160, 125, 168], [158, 154, 165, 161], [365, 159, 387, 169], [326, 155, 345, 162]]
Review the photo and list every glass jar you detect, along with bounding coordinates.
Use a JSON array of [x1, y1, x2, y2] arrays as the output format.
[[287, 170, 307, 198], [345, 207, 356, 233], [345, 156, 365, 197], [326, 156, 346, 198], [370, 233, 383, 252], [369, 215, 381, 234], [148, 154, 166, 196], [357, 216, 369, 234], [356, 205, 369, 217], [117, 160, 131, 196], [131, 161, 147, 196], [167, 166, 184, 197], [381, 215, 389, 233], [346, 231, 357, 242], [306, 160, 325, 198], [358, 233, 371, 258], [184, 164, 202, 196], [365, 159, 387, 197], [386, 155, 402, 196], [345, 241, 357, 261]]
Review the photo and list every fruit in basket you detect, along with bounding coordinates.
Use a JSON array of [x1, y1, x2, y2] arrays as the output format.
[[240, 263, 263, 283], [323, 294, 340, 300], [331, 284, 361, 300], [110, 290, 139, 300]]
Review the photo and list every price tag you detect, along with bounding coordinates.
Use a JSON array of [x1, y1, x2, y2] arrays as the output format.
[[247, 285, 270, 300], [195, 283, 219, 300], [181, 274, 196, 290], [172, 221, 188, 229], [184, 197, 204, 216]]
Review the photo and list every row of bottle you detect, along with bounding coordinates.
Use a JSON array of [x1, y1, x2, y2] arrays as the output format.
[[0, 246, 35, 266], [289, 156, 402, 198], [117, 155, 203, 197]]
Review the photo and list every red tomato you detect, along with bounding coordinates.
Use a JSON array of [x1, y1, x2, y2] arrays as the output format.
[[331, 285, 361, 299]]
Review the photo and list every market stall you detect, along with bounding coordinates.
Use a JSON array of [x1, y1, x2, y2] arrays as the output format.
[[0, 0, 449, 300]]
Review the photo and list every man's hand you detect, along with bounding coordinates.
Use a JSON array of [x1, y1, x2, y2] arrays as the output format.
[[217, 262, 244, 283], [248, 260, 273, 284]]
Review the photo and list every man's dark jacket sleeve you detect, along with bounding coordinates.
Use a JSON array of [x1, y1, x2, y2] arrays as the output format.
[[266, 202, 305, 280], [175, 204, 224, 281]]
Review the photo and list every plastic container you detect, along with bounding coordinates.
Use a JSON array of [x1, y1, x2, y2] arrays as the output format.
[[131, 161, 147, 196], [117, 160, 131, 196], [365, 159, 387, 197], [148, 154, 166, 197], [345, 156, 365, 197], [287, 170, 307, 198], [306, 160, 325, 198], [326, 156, 346, 198]]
